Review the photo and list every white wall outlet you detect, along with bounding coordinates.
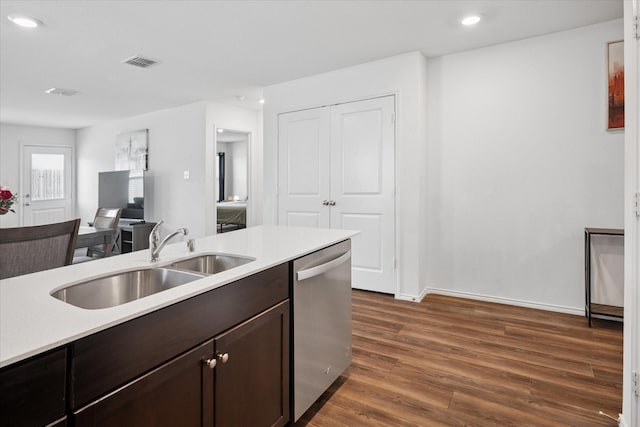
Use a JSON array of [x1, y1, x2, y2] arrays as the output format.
[[183, 171, 190, 180]]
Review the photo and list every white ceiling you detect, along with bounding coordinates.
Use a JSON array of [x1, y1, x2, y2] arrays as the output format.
[[0, 0, 623, 130]]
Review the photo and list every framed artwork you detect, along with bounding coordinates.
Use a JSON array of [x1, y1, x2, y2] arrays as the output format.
[[116, 129, 148, 170], [607, 40, 624, 130]]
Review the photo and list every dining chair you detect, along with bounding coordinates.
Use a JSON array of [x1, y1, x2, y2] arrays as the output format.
[[86, 207, 122, 258], [0, 218, 81, 279]]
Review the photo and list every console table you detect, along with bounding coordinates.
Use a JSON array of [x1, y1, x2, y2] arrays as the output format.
[[584, 227, 624, 327], [116, 222, 156, 254]]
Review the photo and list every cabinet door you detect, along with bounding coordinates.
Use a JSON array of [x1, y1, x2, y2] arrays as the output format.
[[214, 300, 290, 427], [74, 340, 214, 427], [0, 348, 67, 427]]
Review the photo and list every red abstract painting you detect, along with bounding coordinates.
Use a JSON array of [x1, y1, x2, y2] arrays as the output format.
[[608, 41, 624, 130]]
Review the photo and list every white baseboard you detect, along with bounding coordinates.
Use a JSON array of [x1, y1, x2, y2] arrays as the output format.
[[422, 287, 584, 316], [395, 286, 429, 303], [618, 415, 626, 427]]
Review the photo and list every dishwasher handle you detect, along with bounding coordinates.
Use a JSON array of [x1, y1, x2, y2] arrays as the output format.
[[297, 250, 351, 281]]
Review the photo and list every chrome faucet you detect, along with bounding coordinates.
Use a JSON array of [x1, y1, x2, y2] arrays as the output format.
[[149, 220, 189, 262]]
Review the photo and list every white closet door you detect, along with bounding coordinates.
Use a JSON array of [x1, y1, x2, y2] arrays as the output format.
[[331, 96, 395, 294], [277, 107, 331, 228]]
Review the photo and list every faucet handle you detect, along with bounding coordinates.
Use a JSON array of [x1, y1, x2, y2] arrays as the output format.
[[151, 220, 164, 234], [149, 220, 164, 247], [187, 239, 195, 252]]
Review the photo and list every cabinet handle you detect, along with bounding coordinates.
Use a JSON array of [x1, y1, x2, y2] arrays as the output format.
[[329, 200, 336, 206], [217, 352, 229, 364], [204, 358, 217, 369], [322, 200, 329, 206]]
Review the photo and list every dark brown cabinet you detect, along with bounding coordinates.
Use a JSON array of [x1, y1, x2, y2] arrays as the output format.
[[0, 348, 67, 427], [214, 300, 289, 427], [73, 301, 289, 427]]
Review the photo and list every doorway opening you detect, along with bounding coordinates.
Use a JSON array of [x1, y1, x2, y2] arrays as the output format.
[[215, 129, 249, 233]]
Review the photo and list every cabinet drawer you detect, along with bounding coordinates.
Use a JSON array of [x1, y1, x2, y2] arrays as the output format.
[[71, 262, 289, 408], [0, 347, 67, 426]]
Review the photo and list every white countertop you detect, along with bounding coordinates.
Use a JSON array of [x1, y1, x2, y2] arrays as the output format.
[[0, 225, 356, 368]]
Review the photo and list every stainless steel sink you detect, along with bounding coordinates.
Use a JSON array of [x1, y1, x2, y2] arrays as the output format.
[[51, 268, 205, 309], [168, 254, 255, 275]]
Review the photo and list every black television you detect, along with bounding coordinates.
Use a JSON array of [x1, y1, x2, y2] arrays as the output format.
[[98, 170, 145, 220]]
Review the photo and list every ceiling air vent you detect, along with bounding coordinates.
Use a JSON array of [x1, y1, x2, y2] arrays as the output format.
[[121, 55, 159, 68], [44, 88, 79, 96]]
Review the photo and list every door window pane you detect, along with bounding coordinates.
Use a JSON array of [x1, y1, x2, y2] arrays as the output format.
[[31, 153, 65, 201]]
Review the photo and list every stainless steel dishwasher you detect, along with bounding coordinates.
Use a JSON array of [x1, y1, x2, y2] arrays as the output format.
[[293, 239, 352, 421]]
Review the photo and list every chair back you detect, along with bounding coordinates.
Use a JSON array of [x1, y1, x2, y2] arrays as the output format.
[[92, 208, 122, 229], [0, 218, 81, 279]]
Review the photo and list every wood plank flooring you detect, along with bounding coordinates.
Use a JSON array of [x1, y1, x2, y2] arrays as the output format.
[[295, 291, 623, 427]]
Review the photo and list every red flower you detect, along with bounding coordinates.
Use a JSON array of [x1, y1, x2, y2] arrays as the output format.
[[0, 189, 13, 200], [0, 185, 17, 215]]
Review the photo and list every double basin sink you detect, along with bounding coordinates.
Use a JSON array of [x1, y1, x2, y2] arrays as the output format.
[[51, 254, 255, 310]]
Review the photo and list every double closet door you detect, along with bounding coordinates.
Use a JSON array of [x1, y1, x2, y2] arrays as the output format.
[[277, 96, 395, 294]]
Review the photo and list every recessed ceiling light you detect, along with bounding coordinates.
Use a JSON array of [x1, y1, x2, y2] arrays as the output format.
[[258, 98, 265, 104], [7, 14, 42, 28], [461, 15, 481, 26], [217, 128, 224, 133], [44, 88, 79, 96]]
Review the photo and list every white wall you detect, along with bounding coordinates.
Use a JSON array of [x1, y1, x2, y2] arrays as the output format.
[[229, 140, 248, 200], [425, 19, 625, 312], [0, 124, 76, 228], [263, 51, 429, 300], [76, 100, 261, 239], [77, 102, 208, 237]]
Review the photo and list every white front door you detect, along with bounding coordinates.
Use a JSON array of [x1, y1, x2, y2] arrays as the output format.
[[330, 96, 395, 294], [277, 96, 396, 294], [21, 145, 73, 226], [278, 107, 331, 228]]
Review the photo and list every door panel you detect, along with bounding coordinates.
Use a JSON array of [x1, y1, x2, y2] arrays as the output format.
[[340, 108, 384, 194], [278, 108, 330, 228], [285, 211, 321, 228], [22, 146, 73, 226], [341, 213, 382, 271], [331, 96, 395, 293]]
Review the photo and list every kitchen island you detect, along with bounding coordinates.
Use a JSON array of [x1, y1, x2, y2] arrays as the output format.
[[0, 225, 356, 426]]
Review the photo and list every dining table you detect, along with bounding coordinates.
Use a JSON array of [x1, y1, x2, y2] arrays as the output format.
[[75, 226, 118, 257]]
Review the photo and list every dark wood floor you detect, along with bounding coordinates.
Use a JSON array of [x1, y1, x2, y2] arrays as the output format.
[[295, 291, 623, 427]]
